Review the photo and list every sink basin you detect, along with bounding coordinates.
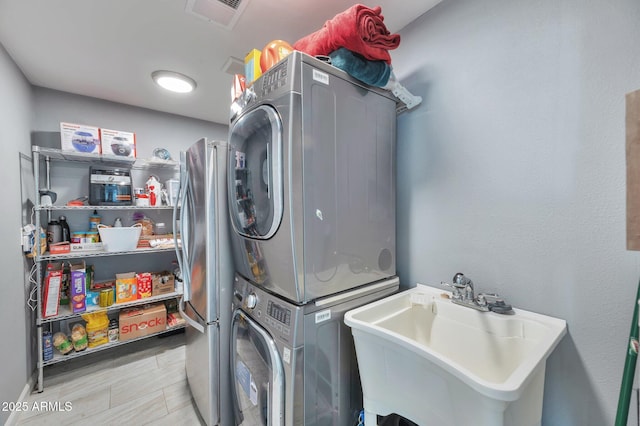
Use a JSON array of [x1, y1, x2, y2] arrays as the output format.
[[344, 284, 567, 426]]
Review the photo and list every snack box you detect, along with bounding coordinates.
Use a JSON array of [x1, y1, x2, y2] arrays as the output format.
[[137, 272, 152, 298], [100, 128, 136, 158], [119, 303, 167, 341], [49, 242, 70, 254], [86, 289, 100, 308], [43, 262, 64, 318], [115, 272, 138, 303], [69, 261, 86, 313], [152, 271, 175, 296], [60, 122, 101, 154]]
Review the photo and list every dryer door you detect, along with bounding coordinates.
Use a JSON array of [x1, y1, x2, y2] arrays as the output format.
[[228, 105, 283, 240], [231, 309, 284, 426]]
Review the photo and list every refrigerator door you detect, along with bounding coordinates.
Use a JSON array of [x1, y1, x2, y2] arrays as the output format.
[[176, 149, 206, 333], [181, 138, 225, 324], [178, 139, 234, 426], [185, 306, 220, 426]]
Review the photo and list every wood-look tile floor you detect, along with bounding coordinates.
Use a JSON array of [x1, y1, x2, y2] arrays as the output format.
[[16, 331, 206, 426]]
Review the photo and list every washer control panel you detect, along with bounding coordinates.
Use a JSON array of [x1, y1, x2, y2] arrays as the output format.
[[267, 300, 291, 326]]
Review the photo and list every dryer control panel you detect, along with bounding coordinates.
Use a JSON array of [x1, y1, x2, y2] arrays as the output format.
[[260, 61, 289, 98]]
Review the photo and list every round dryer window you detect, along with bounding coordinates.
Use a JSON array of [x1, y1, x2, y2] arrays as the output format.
[[228, 105, 284, 239]]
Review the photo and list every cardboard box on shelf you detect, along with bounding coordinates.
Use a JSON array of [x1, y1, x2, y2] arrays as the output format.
[[92, 280, 115, 290], [115, 272, 137, 303], [49, 242, 70, 254], [60, 122, 101, 154], [152, 271, 175, 296], [86, 289, 100, 308], [69, 261, 86, 313], [100, 128, 136, 158], [167, 311, 186, 328], [42, 262, 63, 318], [70, 242, 103, 252], [137, 272, 152, 298], [119, 303, 167, 341]]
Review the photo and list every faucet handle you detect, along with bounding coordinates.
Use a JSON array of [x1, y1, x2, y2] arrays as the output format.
[[453, 272, 471, 287], [441, 280, 465, 290], [477, 292, 514, 314], [440, 281, 464, 299]]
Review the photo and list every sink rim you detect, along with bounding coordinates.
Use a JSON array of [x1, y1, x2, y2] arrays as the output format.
[[344, 283, 567, 401]]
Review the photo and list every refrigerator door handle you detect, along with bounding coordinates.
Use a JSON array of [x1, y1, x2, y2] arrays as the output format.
[[178, 161, 194, 303], [173, 152, 186, 288], [179, 296, 205, 334]]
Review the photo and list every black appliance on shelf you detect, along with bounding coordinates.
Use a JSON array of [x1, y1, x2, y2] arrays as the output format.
[[89, 166, 133, 206]]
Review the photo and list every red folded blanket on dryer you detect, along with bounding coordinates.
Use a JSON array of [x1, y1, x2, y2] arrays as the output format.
[[293, 4, 400, 64]]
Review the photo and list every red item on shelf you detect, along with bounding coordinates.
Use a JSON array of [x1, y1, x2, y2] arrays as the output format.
[[292, 4, 400, 64]]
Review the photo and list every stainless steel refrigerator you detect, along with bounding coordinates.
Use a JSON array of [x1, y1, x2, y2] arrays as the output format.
[[175, 138, 233, 426]]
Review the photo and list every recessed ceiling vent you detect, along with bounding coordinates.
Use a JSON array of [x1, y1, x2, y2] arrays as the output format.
[[185, 0, 251, 30], [222, 56, 245, 75]]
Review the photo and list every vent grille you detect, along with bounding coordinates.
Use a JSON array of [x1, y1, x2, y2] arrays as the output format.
[[219, 0, 241, 10], [185, 0, 250, 30]]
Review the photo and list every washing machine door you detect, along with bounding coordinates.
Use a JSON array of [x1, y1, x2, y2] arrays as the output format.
[[231, 309, 285, 426], [228, 105, 283, 240]]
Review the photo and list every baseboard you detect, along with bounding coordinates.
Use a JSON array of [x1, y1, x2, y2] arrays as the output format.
[[4, 373, 35, 426]]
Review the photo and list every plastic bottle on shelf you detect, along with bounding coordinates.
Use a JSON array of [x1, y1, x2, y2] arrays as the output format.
[[89, 210, 101, 231], [114, 217, 123, 227], [58, 216, 71, 243]]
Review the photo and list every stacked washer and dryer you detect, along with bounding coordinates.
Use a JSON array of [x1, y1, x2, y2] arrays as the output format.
[[227, 51, 399, 426]]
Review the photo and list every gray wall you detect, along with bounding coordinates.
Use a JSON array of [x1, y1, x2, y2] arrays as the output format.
[[0, 43, 33, 425], [393, 0, 640, 424], [32, 87, 228, 159]]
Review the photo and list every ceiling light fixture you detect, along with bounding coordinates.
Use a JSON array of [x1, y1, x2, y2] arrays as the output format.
[[151, 70, 197, 93]]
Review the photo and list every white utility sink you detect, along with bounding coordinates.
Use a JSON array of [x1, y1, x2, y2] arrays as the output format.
[[344, 284, 567, 426]]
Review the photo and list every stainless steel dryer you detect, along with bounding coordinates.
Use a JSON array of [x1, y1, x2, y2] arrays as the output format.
[[228, 51, 397, 304], [230, 273, 399, 426]]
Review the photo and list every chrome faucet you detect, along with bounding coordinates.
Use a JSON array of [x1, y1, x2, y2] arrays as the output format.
[[442, 273, 513, 314], [453, 272, 474, 301]]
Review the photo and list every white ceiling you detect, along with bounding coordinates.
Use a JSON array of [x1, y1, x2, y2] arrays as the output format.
[[0, 0, 440, 124]]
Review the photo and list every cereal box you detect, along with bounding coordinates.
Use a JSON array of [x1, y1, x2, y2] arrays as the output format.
[[115, 272, 137, 304], [69, 261, 86, 313], [136, 272, 152, 298], [42, 262, 63, 318]]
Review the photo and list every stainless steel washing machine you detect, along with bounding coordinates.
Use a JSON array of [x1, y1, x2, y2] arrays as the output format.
[[230, 273, 399, 426], [228, 51, 397, 304]]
